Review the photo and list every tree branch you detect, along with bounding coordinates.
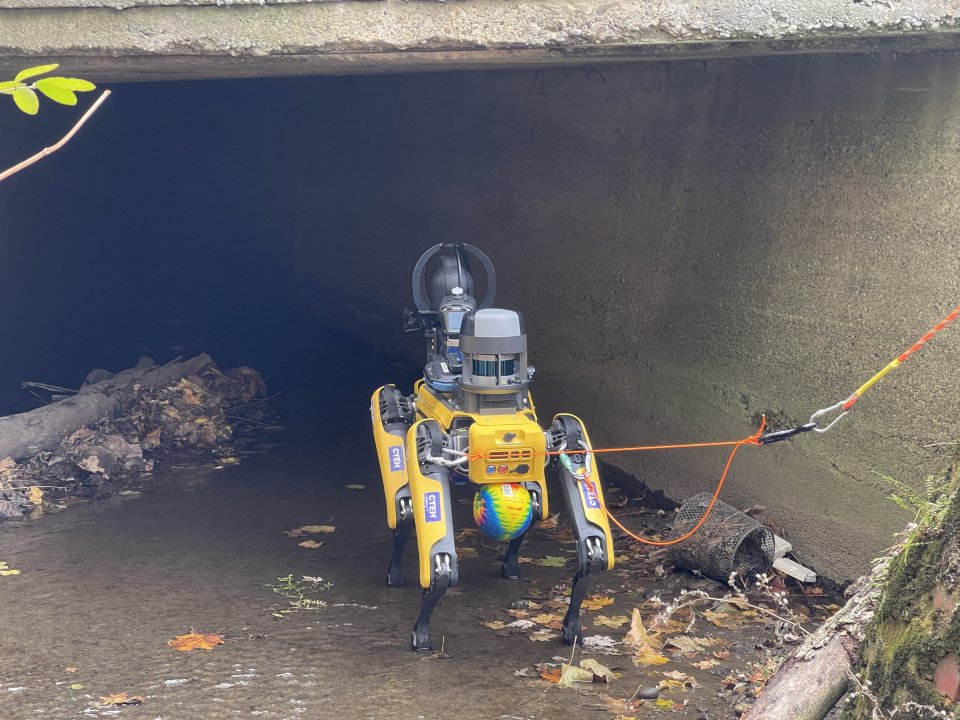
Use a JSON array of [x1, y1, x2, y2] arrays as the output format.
[[0, 89, 111, 184]]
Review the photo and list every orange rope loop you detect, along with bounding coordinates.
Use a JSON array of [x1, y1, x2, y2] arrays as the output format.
[[584, 416, 765, 547]]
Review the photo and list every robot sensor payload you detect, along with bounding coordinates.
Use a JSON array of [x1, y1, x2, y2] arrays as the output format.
[[371, 243, 615, 651]]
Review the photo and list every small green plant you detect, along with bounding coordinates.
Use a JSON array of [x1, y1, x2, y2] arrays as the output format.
[[874, 470, 952, 564], [265, 574, 333, 618], [0, 64, 96, 115]]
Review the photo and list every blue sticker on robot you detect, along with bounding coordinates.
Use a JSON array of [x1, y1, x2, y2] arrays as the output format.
[[388, 445, 405, 472], [424, 491, 441, 522], [580, 481, 600, 509]]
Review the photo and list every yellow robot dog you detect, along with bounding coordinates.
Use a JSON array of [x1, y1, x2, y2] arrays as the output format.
[[371, 243, 614, 651]]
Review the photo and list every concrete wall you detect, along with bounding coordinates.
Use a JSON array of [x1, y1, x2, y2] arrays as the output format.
[[3, 0, 960, 81], [280, 52, 960, 581], [1, 50, 957, 580]]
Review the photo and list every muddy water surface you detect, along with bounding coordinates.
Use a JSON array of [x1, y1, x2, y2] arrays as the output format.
[[0, 398, 797, 720]]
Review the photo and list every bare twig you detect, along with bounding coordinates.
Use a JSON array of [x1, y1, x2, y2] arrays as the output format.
[[0, 90, 111, 183], [20, 381, 78, 394]]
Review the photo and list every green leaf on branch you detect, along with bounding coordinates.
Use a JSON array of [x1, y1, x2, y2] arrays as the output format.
[[12, 87, 39, 115], [46, 77, 96, 92], [14, 64, 59, 84], [35, 78, 78, 106], [0, 80, 21, 93]]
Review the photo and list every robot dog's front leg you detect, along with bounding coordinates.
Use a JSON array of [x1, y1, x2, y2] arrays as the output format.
[[407, 419, 459, 651], [550, 414, 615, 645]]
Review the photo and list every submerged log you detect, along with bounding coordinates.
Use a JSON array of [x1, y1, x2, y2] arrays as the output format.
[[746, 454, 960, 720], [0, 354, 212, 462]]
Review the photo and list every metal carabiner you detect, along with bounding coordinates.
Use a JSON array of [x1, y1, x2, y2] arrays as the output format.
[[810, 401, 849, 433]]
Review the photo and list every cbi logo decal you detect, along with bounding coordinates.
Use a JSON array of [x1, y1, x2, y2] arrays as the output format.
[[580, 481, 600, 509], [424, 491, 441, 522], [388, 445, 405, 472]]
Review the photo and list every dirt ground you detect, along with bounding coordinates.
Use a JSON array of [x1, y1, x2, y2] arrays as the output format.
[[0, 401, 837, 720]]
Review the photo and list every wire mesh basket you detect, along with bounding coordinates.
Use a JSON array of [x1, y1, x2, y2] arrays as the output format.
[[667, 493, 775, 583]]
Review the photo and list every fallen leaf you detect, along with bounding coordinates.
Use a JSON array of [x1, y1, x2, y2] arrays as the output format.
[[661, 670, 699, 688], [70, 683, 84, 691], [28, 486, 43, 505], [594, 614, 629, 629], [582, 635, 619, 654], [96, 693, 144, 707], [581, 595, 614, 611], [458, 547, 479, 559], [482, 620, 507, 630], [65, 667, 77, 673], [0, 561, 20, 576], [283, 528, 304, 537], [653, 698, 675, 710], [658, 678, 687, 693], [298, 540, 322, 549], [539, 665, 562, 683], [556, 663, 595, 688], [507, 619, 536, 629], [704, 609, 740, 629], [529, 629, 559, 641], [580, 658, 618, 682], [299, 525, 335, 534], [633, 645, 670, 666], [167, 632, 224, 651], [78, 454, 104, 474], [624, 608, 651, 649], [535, 555, 569, 568], [143, 427, 162, 449], [665, 635, 705, 654], [537, 514, 560, 530], [345, 484, 365, 490], [530, 613, 564, 625], [692, 659, 719, 669]]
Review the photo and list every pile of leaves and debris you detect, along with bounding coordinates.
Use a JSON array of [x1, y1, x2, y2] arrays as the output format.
[[470, 485, 841, 718], [0, 360, 278, 521]]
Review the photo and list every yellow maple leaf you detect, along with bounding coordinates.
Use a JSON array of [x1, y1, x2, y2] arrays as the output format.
[[594, 614, 629, 629], [581, 595, 614, 611], [530, 613, 565, 625], [633, 644, 670, 666], [167, 632, 223, 651]]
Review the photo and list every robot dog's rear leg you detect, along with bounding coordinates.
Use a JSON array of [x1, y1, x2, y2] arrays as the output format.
[[551, 414, 615, 646], [386, 492, 413, 587], [501, 483, 544, 580]]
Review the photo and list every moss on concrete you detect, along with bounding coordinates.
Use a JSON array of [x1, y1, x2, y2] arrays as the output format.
[[842, 455, 960, 719]]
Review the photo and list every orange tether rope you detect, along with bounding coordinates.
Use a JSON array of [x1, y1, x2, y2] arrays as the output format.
[[584, 417, 765, 546]]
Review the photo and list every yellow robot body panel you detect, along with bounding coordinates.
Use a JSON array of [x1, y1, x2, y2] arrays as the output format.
[[412, 380, 472, 432], [554, 413, 615, 571], [371, 387, 411, 530], [413, 382, 551, 522], [466, 413, 546, 485]]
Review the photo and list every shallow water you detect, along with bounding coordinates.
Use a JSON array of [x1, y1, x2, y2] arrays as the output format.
[[0, 382, 801, 720]]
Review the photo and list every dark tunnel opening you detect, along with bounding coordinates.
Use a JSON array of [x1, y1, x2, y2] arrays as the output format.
[[0, 74, 432, 427]]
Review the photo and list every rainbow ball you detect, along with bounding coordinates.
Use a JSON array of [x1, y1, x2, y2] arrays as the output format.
[[473, 483, 533, 542]]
